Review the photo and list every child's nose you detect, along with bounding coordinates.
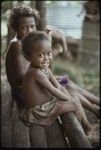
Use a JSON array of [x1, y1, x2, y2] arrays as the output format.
[[27, 27, 33, 33], [44, 55, 48, 60]]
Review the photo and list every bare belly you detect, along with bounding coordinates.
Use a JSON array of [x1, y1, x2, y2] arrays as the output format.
[[25, 90, 53, 108]]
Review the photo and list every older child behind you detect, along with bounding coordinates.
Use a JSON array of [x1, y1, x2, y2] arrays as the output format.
[[20, 31, 97, 137]]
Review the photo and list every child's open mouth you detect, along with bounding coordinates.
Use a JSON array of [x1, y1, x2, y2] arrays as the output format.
[[42, 62, 49, 67]]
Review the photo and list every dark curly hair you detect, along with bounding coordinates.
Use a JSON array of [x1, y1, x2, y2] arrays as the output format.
[[8, 4, 40, 31], [22, 31, 52, 59]]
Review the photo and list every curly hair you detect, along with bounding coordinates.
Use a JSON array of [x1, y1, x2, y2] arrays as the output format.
[[8, 5, 40, 31], [22, 31, 52, 59]]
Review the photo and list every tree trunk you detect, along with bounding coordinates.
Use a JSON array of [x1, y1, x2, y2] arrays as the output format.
[[61, 113, 92, 148], [35, 1, 47, 31], [6, 2, 15, 47], [30, 1, 36, 8]]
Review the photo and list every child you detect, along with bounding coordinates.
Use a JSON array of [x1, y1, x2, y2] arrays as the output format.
[[20, 31, 97, 136], [5, 5, 99, 115], [5, 5, 69, 106]]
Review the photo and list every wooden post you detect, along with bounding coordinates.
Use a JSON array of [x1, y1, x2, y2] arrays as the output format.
[[35, 1, 47, 31], [79, 1, 100, 70]]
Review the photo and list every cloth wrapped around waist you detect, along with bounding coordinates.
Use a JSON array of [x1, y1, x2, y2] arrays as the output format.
[[19, 98, 64, 126]]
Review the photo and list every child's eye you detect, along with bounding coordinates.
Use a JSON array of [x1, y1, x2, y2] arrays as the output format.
[[48, 52, 52, 56], [38, 54, 43, 57], [22, 26, 26, 30]]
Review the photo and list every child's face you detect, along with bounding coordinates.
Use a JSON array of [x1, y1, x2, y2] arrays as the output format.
[[16, 17, 36, 39], [30, 40, 52, 69]]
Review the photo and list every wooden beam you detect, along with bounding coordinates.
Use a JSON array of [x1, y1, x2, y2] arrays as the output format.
[[61, 112, 92, 148]]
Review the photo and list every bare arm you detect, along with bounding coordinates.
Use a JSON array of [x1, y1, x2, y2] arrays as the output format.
[[52, 29, 68, 54], [35, 69, 71, 101], [48, 26, 70, 59], [49, 69, 71, 97], [5, 41, 30, 89]]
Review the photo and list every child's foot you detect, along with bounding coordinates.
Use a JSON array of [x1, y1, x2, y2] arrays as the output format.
[[86, 123, 100, 144], [86, 123, 98, 135], [92, 104, 100, 118]]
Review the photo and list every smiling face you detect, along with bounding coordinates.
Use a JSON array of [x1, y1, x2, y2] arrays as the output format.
[[29, 39, 52, 69], [16, 17, 36, 39]]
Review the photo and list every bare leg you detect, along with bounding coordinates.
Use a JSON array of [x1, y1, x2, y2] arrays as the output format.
[[77, 91, 100, 117], [59, 101, 82, 122], [59, 93, 98, 142], [55, 76, 100, 105], [60, 99, 99, 143], [59, 99, 93, 135], [64, 81, 100, 117], [63, 88, 97, 134], [55, 76, 99, 139], [77, 101, 92, 133], [68, 80, 100, 105], [72, 98, 97, 135]]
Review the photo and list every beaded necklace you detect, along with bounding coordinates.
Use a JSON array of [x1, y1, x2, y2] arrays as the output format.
[[40, 68, 47, 75]]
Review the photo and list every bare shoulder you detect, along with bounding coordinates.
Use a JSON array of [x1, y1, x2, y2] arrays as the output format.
[[47, 25, 61, 32], [7, 37, 22, 55], [46, 25, 64, 39], [25, 68, 43, 78], [10, 37, 22, 50], [24, 68, 50, 83]]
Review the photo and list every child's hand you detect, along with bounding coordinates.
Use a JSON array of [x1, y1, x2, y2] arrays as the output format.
[[62, 51, 72, 60]]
